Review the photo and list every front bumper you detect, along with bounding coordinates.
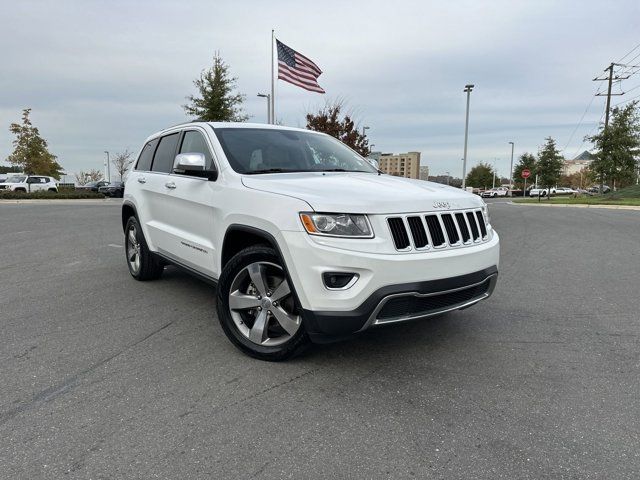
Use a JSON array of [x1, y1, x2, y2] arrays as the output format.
[[280, 229, 500, 342], [301, 267, 497, 342]]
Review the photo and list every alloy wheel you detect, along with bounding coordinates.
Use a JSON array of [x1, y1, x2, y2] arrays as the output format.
[[228, 261, 301, 346]]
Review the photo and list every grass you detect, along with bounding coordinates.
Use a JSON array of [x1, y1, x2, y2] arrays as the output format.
[[0, 190, 105, 200], [515, 185, 640, 206]]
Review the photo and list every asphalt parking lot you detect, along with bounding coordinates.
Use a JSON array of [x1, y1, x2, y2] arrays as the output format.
[[1, 201, 639, 479]]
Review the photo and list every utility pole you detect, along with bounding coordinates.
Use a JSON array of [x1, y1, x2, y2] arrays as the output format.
[[461, 84, 474, 190], [104, 151, 110, 183], [492, 158, 497, 188], [594, 63, 628, 191]]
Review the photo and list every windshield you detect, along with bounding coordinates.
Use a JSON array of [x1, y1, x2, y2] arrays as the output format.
[[4, 176, 26, 183], [214, 128, 378, 174]]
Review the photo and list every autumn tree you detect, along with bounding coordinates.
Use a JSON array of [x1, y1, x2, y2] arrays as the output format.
[[587, 101, 640, 189], [536, 137, 564, 195], [112, 149, 135, 180], [7, 109, 63, 178], [183, 53, 248, 122], [306, 101, 371, 156], [465, 162, 495, 189], [75, 169, 103, 185]]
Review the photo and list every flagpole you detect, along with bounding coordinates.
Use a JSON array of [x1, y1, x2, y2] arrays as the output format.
[[270, 29, 275, 124]]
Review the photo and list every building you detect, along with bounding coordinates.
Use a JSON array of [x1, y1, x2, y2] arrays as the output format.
[[378, 151, 421, 179], [563, 151, 594, 176], [419, 166, 430, 180]]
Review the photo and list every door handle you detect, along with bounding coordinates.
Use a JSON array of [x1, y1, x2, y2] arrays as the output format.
[[137, 177, 146, 184], [165, 182, 176, 189]]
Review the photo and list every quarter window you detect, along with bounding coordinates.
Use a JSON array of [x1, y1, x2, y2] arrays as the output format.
[[180, 131, 214, 169], [151, 133, 180, 173], [136, 139, 159, 171]]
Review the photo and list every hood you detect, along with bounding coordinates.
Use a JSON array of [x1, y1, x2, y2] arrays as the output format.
[[241, 172, 483, 214]]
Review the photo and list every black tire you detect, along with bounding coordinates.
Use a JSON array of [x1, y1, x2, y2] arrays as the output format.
[[48, 188, 57, 192], [216, 245, 310, 361], [124, 216, 164, 281]]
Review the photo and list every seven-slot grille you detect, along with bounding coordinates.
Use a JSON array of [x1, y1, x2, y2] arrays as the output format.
[[387, 209, 489, 251]]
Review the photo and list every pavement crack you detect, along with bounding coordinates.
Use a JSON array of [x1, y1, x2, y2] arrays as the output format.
[[0, 321, 173, 427]]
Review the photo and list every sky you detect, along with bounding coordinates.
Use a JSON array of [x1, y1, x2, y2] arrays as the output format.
[[1, 0, 639, 179]]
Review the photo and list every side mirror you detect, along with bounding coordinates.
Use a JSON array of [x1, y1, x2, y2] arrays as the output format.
[[173, 153, 218, 181]]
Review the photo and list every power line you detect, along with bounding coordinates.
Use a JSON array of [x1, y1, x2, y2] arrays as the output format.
[[612, 91, 640, 107], [563, 85, 602, 152], [617, 42, 640, 63]]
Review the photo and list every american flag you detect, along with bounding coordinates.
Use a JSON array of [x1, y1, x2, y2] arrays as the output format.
[[277, 39, 325, 94]]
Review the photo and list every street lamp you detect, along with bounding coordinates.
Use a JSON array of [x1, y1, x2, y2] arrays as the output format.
[[445, 171, 450, 186], [362, 125, 370, 138], [257, 93, 271, 124], [104, 151, 110, 183], [508, 141, 515, 196], [461, 84, 474, 190], [492, 158, 498, 188]]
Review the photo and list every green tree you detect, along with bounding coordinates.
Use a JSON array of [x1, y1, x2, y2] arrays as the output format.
[[465, 162, 495, 189], [512, 152, 537, 190], [7, 109, 63, 178], [536, 137, 564, 195], [306, 101, 370, 156], [183, 53, 248, 122], [587, 101, 640, 189]]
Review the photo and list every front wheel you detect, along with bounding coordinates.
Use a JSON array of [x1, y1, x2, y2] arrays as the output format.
[[216, 246, 309, 361]]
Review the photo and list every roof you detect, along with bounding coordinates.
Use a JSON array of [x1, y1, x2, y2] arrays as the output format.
[[574, 150, 595, 161]]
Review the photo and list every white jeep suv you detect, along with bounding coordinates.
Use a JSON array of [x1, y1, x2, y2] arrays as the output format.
[[123, 123, 499, 360], [0, 175, 58, 192]]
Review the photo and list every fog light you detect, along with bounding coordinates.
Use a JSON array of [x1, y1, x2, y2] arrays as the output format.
[[323, 272, 358, 290]]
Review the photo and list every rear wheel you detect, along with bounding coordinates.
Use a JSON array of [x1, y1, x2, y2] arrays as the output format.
[[124, 216, 163, 280], [216, 246, 309, 361]]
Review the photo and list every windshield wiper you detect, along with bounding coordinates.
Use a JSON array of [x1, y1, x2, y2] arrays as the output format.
[[245, 168, 299, 175]]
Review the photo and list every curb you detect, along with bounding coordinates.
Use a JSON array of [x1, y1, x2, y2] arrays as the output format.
[[511, 202, 640, 211]]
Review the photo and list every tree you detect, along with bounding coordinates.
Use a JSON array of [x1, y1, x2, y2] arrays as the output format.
[[75, 169, 103, 185], [587, 101, 640, 189], [306, 101, 370, 156], [7, 109, 63, 178], [112, 149, 134, 180], [183, 53, 248, 122], [536, 137, 564, 195], [512, 152, 537, 190], [465, 162, 495, 189]]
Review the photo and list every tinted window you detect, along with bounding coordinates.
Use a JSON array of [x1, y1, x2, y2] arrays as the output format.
[[136, 139, 159, 171], [180, 131, 213, 169], [152, 133, 180, 173]]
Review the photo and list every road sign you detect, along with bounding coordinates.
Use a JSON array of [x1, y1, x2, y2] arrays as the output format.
[[521, 169, 531, 179]]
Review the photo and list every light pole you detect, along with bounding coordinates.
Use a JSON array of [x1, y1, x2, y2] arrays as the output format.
[[257, 93, 271, 124], [362, 125, 370, 138], [104, 151, 110, 182], [492, 158, 497, 188], [461, 84, 474, 190], [508, 141, 514, 196], [445, 171, 450, 186]]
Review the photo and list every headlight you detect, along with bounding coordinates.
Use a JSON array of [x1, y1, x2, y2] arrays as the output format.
[[481, 203, 490, 226], [299, 213, 373, 238]]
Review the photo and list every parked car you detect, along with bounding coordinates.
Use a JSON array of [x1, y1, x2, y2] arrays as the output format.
[[588, 185, 611, 194], [555, 187, 577, 195], [481, 187, 508, 198], [77, 180, 110, 192], [98, 181, 125, 198], [122, 122, 500, 360], [528, 186, 556, 197], [0, 175, 58, 193]]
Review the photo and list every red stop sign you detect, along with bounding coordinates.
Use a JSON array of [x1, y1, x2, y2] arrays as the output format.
[[521, 169, 531, 179]]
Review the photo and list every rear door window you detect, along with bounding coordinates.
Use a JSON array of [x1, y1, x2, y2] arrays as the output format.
[[136, 139, 159, 171], [151, 133, 180, 173]]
